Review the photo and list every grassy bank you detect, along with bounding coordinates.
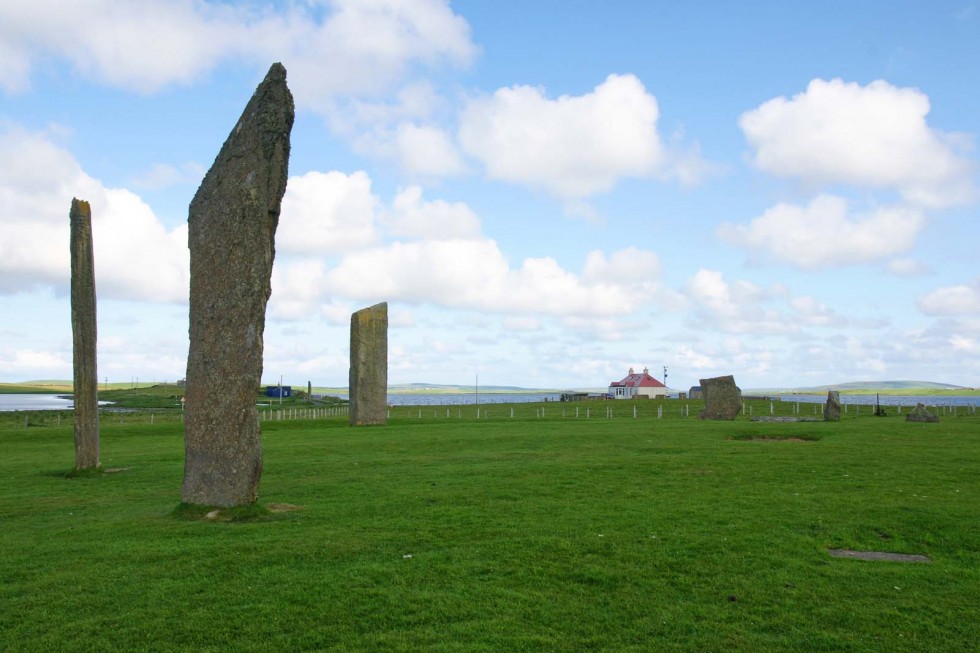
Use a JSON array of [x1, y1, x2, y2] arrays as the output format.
[[1, 404, 977, 651]]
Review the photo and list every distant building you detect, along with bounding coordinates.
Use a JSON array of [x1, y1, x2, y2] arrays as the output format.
[[688, 385, 703, 399], [265, 385, 292, 398], [608, 367, 667, 399]]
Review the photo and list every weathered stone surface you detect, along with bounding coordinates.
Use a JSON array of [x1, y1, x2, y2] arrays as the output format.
[[349, 302, 388, 426], [182, 63, 294, 507], [905, 403, 940, 423], [698, 375, 741, 420], [824, 390, 841, 422], [70, 198, 100, 470]]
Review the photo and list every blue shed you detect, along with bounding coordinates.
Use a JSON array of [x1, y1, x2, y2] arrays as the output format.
[[265, 385, 292, 398]]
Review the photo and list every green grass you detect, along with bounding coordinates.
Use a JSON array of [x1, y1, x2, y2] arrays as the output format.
[[1, 402, 977, 651]]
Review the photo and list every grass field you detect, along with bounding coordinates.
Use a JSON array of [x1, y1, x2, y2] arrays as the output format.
[[1, 401, 977, 651]]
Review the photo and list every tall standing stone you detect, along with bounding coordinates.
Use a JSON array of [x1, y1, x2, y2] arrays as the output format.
[[698, 375, 742, 420], [824, 390, 841, 421], [182, 63, 294, 507], [349, 302, 388, 426], [70, 198, 100, 470]]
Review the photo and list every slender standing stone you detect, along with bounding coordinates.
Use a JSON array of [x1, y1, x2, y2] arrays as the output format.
[[349, 302, 388, 426], [70, 198, 100, 470], [698, 375, 742, 420], [182, 63, 294, 507]]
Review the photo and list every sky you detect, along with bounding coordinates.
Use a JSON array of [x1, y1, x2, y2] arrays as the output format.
[[1, 0, 979, 392]]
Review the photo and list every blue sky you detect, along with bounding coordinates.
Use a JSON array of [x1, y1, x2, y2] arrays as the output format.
[[1, 0, 978, 391]]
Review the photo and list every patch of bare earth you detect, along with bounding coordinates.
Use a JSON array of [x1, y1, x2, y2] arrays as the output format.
[[266, 503, 303, 513]]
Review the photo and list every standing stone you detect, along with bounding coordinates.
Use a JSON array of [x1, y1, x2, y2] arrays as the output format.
[[182, 63, 294, 507], [905, 403, 940, 423], [70, 198, 100, 470], [824, 390, 841, 422], [698, 375, 741, 420], [349, 302, 388, 426]]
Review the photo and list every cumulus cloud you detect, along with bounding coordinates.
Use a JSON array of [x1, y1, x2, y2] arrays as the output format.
[[382, 186, 481, 240], [917, 278, 980, 315], [0, 0, 476, 103], [717, 195, 926, 269], [277, 170, 380, 256], [458, 74, 668, 198], [393, 123, 467, 177], [314, 241, 662, 317], [0, 125, 188, 300], [684, 269, 792, 334], [739, 78, 975, 208]]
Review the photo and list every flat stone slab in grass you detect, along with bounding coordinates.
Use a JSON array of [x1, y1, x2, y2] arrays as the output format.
[[828, 549, 931, 563]]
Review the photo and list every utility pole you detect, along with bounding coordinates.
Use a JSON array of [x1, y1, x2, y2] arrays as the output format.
[[663, 366, 668, 392]]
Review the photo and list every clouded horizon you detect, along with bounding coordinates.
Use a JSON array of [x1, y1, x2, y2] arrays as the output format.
[[1, 1, 978, 391]]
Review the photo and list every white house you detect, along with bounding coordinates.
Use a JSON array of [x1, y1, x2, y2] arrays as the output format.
[[608, 367, 668, 399]]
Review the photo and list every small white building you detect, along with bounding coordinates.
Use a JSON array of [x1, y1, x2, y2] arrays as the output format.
[[608, 367, 668, 399]]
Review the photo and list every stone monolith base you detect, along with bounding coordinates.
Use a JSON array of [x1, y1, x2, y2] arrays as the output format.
[[905, 403, 940, 423], [699, 375, 741, 420], [70, 197, 100, 470], [182, 63, 294, 507], [349, 302, 388, 426]]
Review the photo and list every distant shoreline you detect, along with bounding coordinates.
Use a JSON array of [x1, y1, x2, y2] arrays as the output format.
[[2, 381, 977, 397]]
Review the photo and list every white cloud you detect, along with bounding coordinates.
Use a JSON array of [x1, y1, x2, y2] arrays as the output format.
[[458, 74, 666, 198], [718, 195, 926, 269], [383, 186, 481, 240], [739, 78, 975, 208], [0, 125, 188, 300], [319, 240, 662, 317], [277, 170, 380, 255], [684, 269, 791, 334], [683, 269, 865, 334], [393, 123, 467, 177], [0, 0, 476, 103], [887, 258, 933, 277], [0, 347, 67, 377], [917, 278, 980, 315], [582, 247, 661, 285]]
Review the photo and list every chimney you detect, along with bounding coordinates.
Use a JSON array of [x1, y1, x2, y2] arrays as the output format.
[[628, 367, 634, 375], [643, 366, 649, 375]]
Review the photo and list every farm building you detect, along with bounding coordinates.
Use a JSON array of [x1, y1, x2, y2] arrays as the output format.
[[688, 385, 703, 399], [608, 367, 668, 399], [265, 385, 292, 398]]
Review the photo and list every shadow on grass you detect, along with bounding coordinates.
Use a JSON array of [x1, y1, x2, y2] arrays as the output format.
[[41, 466, 105, 479], [729, 433, 822, 442], [171, 502, 303, 523]]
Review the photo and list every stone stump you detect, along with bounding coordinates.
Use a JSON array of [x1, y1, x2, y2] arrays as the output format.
[[349, 302, 388, 426], [824, 390, 841, 422], [905, 403, 940, 423], [70, 198, 100, 470], [182, 63, 294, 507], [699, 375, 741, 420]]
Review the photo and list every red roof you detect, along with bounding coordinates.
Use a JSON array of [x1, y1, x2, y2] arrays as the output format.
[[610, 370, 666, 388]]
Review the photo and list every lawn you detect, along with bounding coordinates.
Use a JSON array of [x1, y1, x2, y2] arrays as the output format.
[[1, 402, 977, 651]]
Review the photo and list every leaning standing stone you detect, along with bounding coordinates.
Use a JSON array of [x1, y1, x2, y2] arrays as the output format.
[[824, 390, 841, 421], [70, 198, 100, 470], [349, 302, 388, 426], [182, 63, 294, 507], [699, 375, 742, 420]]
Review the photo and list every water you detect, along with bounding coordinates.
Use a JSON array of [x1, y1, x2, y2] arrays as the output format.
[[774, 394, 980, 408], [0, 394, 74, 411], [335, 392, 563, 406]]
